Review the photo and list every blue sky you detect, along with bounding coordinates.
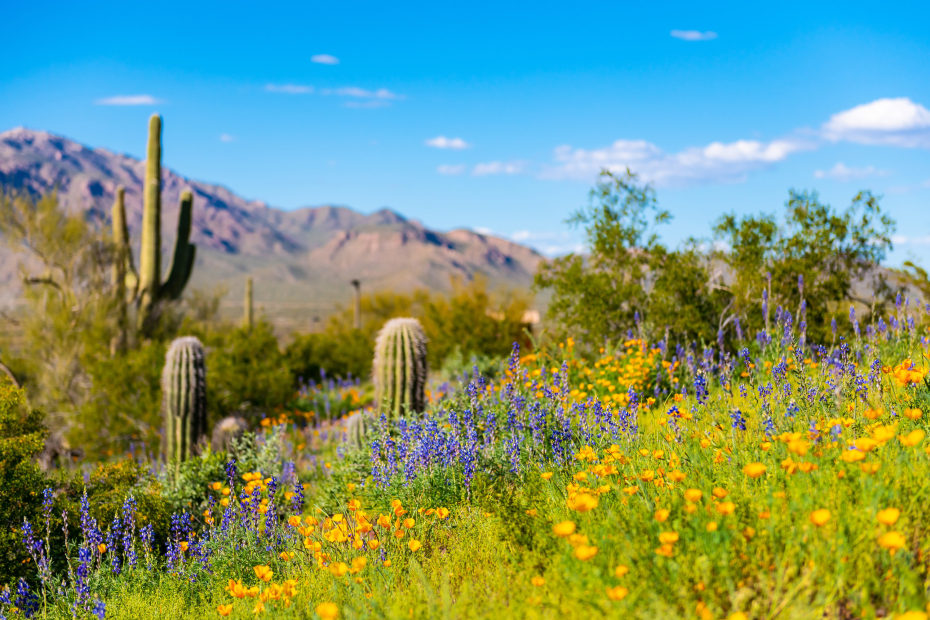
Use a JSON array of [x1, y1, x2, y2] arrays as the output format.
[[2, 1, 930, 266]]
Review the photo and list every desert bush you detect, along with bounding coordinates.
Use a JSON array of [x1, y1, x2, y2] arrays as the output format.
[[0, 383, 48, 582]]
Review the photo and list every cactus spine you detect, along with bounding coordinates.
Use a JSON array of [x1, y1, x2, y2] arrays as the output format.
[[373, 318, 428, 418], [120, 114, 197, 335], [243, 277, 253, 330], [162, 336, 207, 462]]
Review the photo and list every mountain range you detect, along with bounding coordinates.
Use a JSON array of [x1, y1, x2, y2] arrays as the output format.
[[0, 128, 544, 331]]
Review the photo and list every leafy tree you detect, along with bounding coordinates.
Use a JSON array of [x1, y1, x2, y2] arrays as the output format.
[[713, 190, 896, 342], [535, 169, 722, 347]]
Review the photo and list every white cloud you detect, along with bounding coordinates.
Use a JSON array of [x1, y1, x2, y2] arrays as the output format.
[[822, 97, 930, 147], [892, 234, 930, 246], [813, 162, 887, 181], [219, 133, 236, 143], [474, 226, 493, 235], [473, 160, 527, 176], [323, 87, 402, 100], [265, 83, 313, 94], [94, 94, 161, 106], [542, 136, 811, 186], [437, 164, 466, 175], [508, 230, 584, 256], [670, 30, 718, 41], [311, 54, 340, 65], [425, 136, 470, 150], [344, 100, 391, 109]]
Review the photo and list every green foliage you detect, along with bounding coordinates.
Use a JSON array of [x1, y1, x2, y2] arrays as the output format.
[[0, 383, 48, 581], [373, 318, 428, 417], [535, 169, 720, 347], [205, 321, 293, 419], [162, 337, 208, 463], [286, 277, 532, 384], [536, 170, 900, 349], [713, 189, 897, 342], [76, 340, 165, 460]]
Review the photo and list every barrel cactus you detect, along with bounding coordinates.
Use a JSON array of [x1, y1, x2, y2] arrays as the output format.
[[162, 336, 207, 462], [373, 318, 428, 418]]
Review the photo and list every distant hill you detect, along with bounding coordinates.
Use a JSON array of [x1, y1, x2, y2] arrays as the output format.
[[0, 128, 544, 331]]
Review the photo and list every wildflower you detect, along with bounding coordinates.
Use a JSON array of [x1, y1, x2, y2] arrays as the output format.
[[809, 509, 831, 527], [408, 539, 422, 552], [606, 585, 629, 601], [329, 562, 348, 577], [573, 545, 598, 561], [899, 429, 925, 447], [658, 531, 679, 544], [742, 462, 767, 478], [684, 489, 703, 502], [614, 564, 629, 578], [403, 518, 415, 529], [712, 487, 728, 499], [253, 600, 265, 615], [654, 508, 670, 522], [253, 565, 273, 582], [878, 531, 906, 553], [706, 522, 718, 532], [904, 408, 923, 420], [531, 576, 545, 587], [316, 602, 339, 620], [727, 613, 748, 620], [877, 508, 900, 526], [279, 551, 295, 561], [377, 514, 392, 528], [552, 521, 576, 537], [716, 502, 735, 516], [97, 543, 107, 554], [288, 515, 301, 527], [655, 544, 675, 557], [567, 493, 599, 512], [541, 472, 554, 480], [436, 507, 450, 519], [217, 604, 233, 616]]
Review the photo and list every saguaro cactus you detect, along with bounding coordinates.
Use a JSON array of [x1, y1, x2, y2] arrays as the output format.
[[243, 277, 254, 330], [112, 114, 197, 335], [373, 318, 428, 418], [162, 336, 207, 462]]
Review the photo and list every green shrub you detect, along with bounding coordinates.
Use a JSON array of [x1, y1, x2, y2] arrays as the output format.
[[0, 383, 48, 582], [205, 321, 293, 420]]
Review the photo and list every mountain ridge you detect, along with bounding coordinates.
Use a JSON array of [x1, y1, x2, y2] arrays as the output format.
[[0, 127, 544, 331]]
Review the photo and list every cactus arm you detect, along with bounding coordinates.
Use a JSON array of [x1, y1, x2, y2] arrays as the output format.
[[139, 114, 162, 314], [160, 189, 196, 300]]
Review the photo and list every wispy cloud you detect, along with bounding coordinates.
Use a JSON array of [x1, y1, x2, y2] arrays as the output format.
[[437, 164, 466, 175], [670, 30, 718, 41], [344, 100, 391, 109], [94, 94, 161, 106], [426, 136, 470, 150], [892, 234, 930, 246], [813, 162, 887, 181], [310, 54, 339, 65], [219, 133, 236, 143], [541, 136, 811, 186], [426, 136, 471, 151], [509, 230, 584, 256], [264, 83, 314, 94], [323, 87, 403, 100], [822, 97, 930, 147], [473, 161, 527, 176]]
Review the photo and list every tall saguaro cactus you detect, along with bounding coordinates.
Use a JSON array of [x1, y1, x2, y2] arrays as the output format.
[[373, 318, 428, 418], [162, 336, 207, 462], [112, 114, 197, 336], [243, 277, 254, 330]]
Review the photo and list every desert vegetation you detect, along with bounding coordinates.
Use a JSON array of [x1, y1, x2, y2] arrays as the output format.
[[1, 117, 929, 619]]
